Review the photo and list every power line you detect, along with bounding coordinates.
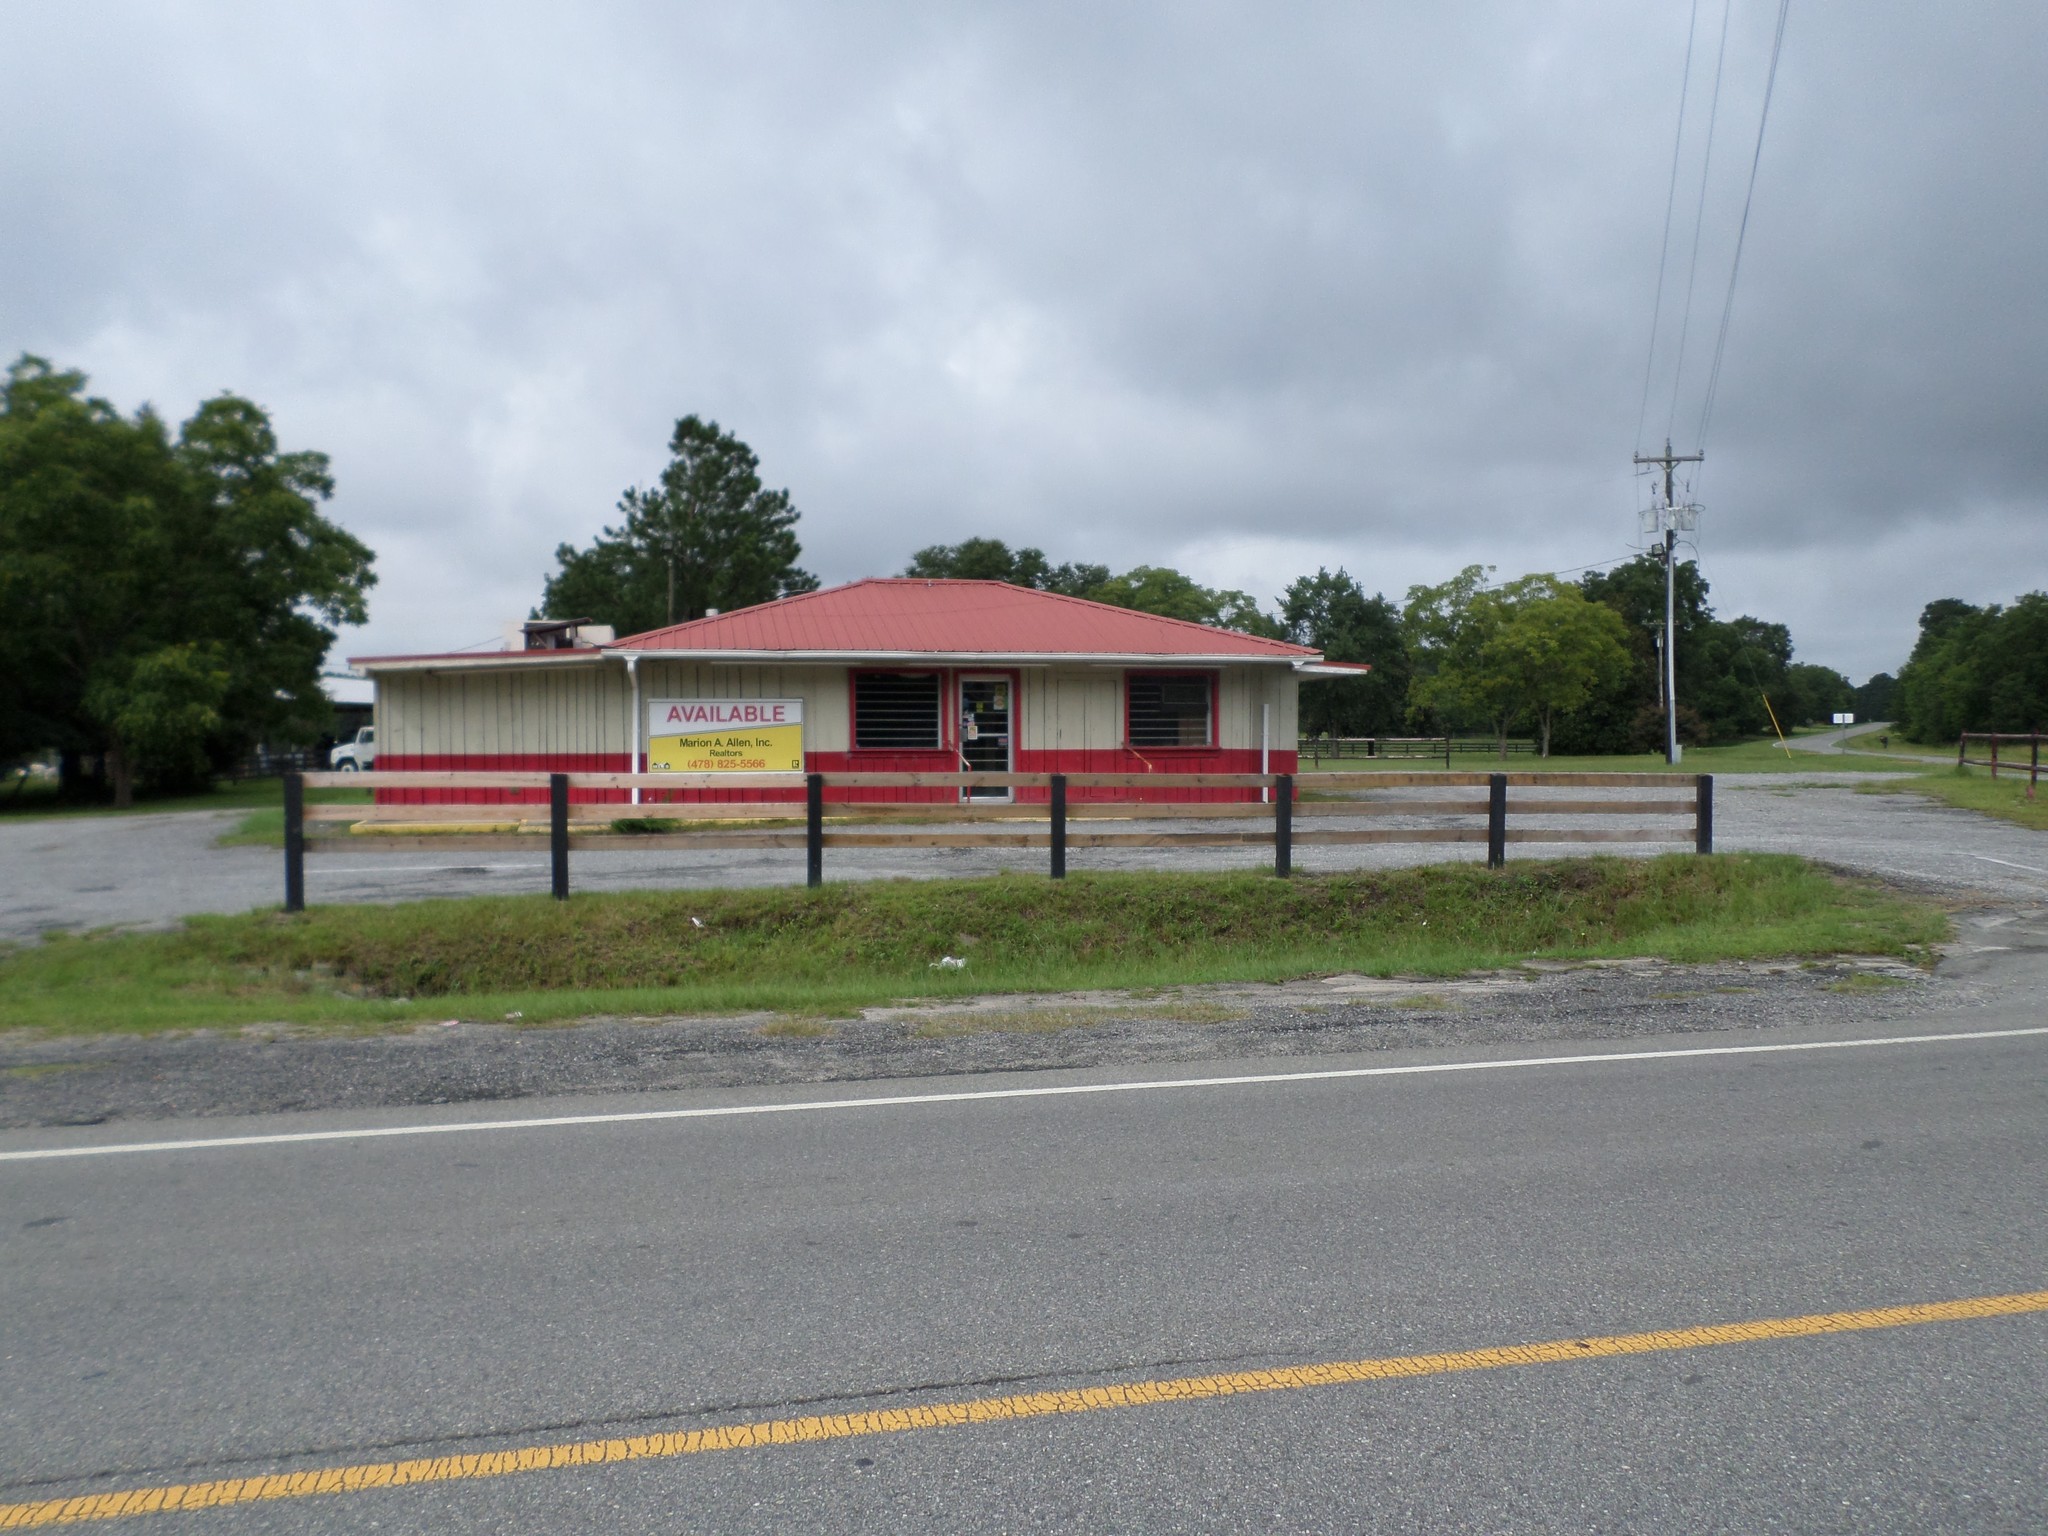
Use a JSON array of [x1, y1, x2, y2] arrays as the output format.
[[1666, 0, 1733, 443], [1635, 0, 1704, 457], [1697, 0, 1794, 453], [1544, 549, 1649, 580]]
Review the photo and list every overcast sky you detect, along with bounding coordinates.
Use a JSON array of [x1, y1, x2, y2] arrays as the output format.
[[5, 2, 2044, 681]]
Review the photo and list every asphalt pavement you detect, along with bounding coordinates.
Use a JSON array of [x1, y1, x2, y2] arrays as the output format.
[[6, 771, 2048, 942], [4, 1011, 2046, 1532]]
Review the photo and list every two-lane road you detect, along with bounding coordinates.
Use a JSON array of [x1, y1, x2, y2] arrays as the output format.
[[4, 1017, 2047, 1531]]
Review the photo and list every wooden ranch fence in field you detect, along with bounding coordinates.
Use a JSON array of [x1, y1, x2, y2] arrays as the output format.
[[281, 770, 1715, 911], [1297, 737, 1541, 766], [1958, 732, 2042, 796]]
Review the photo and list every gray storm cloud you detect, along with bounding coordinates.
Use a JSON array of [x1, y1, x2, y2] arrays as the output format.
[[3, 1, 2042, 677]]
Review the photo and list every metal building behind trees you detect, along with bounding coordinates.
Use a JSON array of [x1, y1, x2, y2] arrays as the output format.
[[351, 579, 1361, 804]]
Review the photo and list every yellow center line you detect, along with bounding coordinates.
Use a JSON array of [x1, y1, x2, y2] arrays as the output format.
[[5, 1288, 2044, 1528]]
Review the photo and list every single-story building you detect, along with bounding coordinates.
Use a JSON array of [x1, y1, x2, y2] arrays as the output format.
[[351, 578, 1358, 804]]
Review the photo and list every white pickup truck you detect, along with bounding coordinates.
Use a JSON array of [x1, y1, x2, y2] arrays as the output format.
[[329, 725, 377, 772]]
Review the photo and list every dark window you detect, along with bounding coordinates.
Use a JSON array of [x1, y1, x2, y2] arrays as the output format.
[[854, 672, 942, 748], [1127, 674, 1211, 747]]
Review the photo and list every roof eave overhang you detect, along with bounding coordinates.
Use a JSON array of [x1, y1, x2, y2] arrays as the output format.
[[353, 647, 1322, 674], [349, 650, 613, 674], [609, 648, 1314, 667]]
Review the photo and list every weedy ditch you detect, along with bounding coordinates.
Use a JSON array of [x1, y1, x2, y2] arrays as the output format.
[[0, 855, 1947, 1035]]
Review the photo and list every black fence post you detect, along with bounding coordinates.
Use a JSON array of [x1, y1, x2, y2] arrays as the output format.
[[1487, 773, 1507, 869], [806, 772, 824, 888], [1049, 774, 1067, 880], [1274, 773, 1293, 878], [283, 772, 305, 914], [1695, 773, 1715, 855], [549, 773, 570, 900]]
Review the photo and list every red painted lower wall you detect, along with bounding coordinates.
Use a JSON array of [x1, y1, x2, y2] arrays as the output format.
[[375, 748, 1298, 806]]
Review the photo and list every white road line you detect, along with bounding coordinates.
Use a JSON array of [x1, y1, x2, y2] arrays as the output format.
[[1969, 854, 2048, 875], [3, 1025, 2043, 1164]]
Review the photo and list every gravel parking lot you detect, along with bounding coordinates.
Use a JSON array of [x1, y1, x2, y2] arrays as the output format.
[[3, 773, 2045, 946]]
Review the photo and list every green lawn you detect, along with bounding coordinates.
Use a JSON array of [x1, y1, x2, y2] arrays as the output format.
[[0, 856, 1946, 1035], [1300, 736, 1916, 776], [1859, 765, 2048, 832]]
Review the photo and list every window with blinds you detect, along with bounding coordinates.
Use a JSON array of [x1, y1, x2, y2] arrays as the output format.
[[1127, 674, 1212, 747], [853, 672, 943, 748]]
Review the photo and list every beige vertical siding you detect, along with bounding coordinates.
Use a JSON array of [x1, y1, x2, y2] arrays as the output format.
[[1216, 666, 1300, 751], [374, 660, 628, 758], [1028, 668, 1122, 752], [373, 658, 1298, 760]]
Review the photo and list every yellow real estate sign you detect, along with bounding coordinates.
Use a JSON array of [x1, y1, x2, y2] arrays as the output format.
[[646, 699, 804, 773]]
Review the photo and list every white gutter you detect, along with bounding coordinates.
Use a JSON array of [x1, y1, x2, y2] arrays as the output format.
[[351, 650, 610, 674], [625, 654, 642, 806], [1261, 701, 1271, 803]]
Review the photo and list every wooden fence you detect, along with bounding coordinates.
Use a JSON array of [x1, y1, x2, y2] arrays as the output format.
[[281, 769, 1714, 911], [1958, 732, 2042, 796], [1298, 736, 1538, 767]]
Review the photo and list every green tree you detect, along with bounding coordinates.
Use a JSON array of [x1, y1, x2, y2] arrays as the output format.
[[1852, 672, 1897, 723], [1576, 554, 1801, 747], [904, 537, 1053, 587], [83, 643, 232, 795], [1568, 555, 1714, 752], [1489, 578, 1634, 757], [1403, 566, 1521, 749], [0, 356, 373, 804], [1280, 567, 1410, 737], [1691, 616, 1793, 742], [1784, 663, 1855, 727], [1083, 565, 1283, 637], [540, 415, 817, 635], [170, 394, 375, 767], [1895, 594, 2048, 740], [1042, 561, 1113, 597], [1405, 568, 1634, 756], [902, 538, 1280, 636]]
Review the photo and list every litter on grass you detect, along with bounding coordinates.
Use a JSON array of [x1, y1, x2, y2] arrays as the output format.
[[930, 956, 968, 970]]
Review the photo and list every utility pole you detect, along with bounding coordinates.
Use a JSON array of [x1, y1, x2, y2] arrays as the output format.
[[1633, 440, 1703, 765]]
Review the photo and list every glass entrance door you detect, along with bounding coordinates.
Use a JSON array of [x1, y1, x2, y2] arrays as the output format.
[[958, 677, 1013, 800]]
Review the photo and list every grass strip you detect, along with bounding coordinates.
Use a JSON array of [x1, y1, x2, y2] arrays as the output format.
[[1858, 766, 2048, 833], [1297, 735, 1914, 776], [0, 855, 1945, 1036]]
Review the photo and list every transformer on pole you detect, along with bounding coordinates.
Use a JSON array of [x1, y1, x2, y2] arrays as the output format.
[[1633, 441, 1703, 765]]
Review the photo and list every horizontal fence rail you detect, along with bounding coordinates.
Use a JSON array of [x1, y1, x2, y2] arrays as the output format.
[[280, 770, 1714, 911], [1298, 736, 1541, 767], [1958, 731, 2041, 796]]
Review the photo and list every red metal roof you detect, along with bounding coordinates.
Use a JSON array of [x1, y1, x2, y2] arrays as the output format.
[[611, 579, 1317, 659]]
